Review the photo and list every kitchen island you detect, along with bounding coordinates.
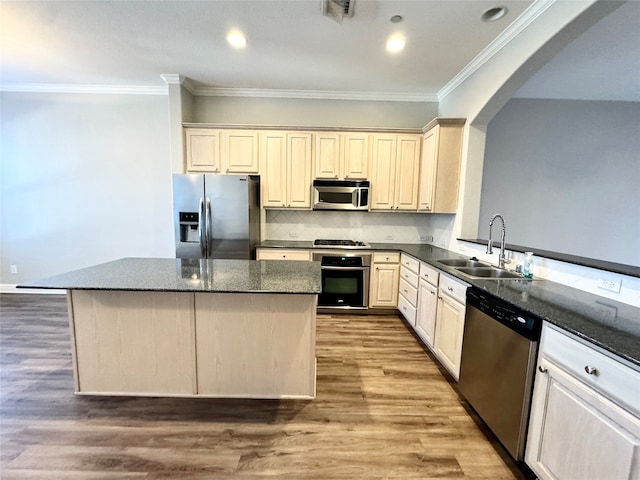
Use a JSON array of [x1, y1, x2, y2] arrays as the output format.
[[20, 257, 321, 399]]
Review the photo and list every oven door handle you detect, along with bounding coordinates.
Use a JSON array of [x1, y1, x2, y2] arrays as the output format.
[[320, 266, 370, 271]]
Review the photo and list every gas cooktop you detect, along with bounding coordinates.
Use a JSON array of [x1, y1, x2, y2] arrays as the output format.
[[313, 239, 371, 249]]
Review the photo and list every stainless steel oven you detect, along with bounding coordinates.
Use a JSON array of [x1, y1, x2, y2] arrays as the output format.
[[312, 251, 371, 309]]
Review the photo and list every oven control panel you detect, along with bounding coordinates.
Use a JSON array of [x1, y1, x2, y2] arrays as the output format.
[[321, 256, 364, 267]]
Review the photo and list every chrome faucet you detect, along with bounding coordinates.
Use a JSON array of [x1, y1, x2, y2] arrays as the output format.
[[486, 214, 508, 269]]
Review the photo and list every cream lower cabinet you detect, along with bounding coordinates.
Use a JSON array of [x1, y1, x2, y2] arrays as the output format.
[[415, 262, 440, 348], [369, 252, 400, 308], [256, 248, 311, 261], [432, 274, 468, 381], [397, 254, 419, 326], [261, 131, 313, 209], [526, 325, 640, 480], [370, 134, 421, 211]]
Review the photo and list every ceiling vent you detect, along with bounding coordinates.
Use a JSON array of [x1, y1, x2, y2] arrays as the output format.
[[322, 0, 354, 23]]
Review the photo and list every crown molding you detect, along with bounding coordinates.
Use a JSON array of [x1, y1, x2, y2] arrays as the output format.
[[187, 86, 437, 102], [437, 0, 557, 101], [0, 83, 167, 95]]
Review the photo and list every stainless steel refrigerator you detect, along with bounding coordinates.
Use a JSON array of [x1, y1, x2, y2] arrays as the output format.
[[172, 174, 260, 259]]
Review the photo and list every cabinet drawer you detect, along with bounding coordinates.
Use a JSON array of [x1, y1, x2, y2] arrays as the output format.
[[398, 294, 417, 325], [398, 277, 418, 306], [373, 252, 400, 263], [256, 249, 311, 261], [419, 262, 439, 287], [400, 266, 419, 289], [542, 325, 640, 416], [400, 253, 420, 274], [438, 274, 468, 305]]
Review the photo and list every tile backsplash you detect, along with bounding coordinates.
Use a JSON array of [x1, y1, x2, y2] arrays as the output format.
[[265, 210, 445, 244]]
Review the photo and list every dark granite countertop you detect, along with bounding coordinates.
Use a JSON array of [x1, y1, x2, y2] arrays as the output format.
[[19, 257, 321, 295], [258, 241, 640, 367]]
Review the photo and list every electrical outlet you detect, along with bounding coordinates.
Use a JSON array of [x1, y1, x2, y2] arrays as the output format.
[[289, 232, 299, 238], [597, 277, 622, 293], [10, 265, 18, 274], [385, 234, 394, 241], [419, 235, 434, 243]]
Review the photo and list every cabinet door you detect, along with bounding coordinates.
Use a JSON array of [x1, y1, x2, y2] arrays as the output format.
[[287, 132, 313, 208], [416, 280, 438, 348], [260, 131, 287, 208], [314, 133, 341, 179], [343, 133, 370, 179], [526, 358, 640, 480], [418, 126, 438, 211], [370, 263, 399, 307], [433, 293, 465, 380], [221, 130, 259, 173], [185, 128, 220, 173], [370, 134, 397, 210], [394, 135, 421, 210]]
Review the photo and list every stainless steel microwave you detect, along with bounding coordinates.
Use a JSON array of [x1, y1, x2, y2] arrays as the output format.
[[312, 179, 370, 211]]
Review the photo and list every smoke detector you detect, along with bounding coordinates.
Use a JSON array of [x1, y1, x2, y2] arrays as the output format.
[[322, 0, 355, 23]]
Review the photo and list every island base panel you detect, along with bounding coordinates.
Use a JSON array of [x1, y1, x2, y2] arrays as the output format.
[[70, 290, 196, 395], [195, 293, 316, 399], [68, 290, 316, 399]]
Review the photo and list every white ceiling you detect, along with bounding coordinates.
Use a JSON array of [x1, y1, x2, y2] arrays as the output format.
[[1, 0, 638, 102]]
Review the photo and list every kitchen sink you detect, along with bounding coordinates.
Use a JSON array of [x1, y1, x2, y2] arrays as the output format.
[[437, 258, 490, 268], [455, 267, 524, 279]]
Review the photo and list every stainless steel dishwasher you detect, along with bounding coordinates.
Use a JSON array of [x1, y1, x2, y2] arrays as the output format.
[[458, 288, 542, 461]]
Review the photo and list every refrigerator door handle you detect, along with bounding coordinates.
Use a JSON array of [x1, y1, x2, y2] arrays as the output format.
[[198, 197, 206, 258], [206, 197, 213, 258]]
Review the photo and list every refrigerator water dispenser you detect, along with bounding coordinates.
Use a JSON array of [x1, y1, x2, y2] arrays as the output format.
[[179, 212, 199, 243]]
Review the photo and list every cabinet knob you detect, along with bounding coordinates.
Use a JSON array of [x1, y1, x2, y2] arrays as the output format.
[[447, 286, 454, 292], [334, 175, 339, 178], [226, 168, 230, 173], [584, 365, 599, 376], [538, 365, 548, 374]]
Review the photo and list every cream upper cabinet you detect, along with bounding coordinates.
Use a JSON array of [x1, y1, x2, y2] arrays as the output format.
[[314, 133, 341, 179], [314, 132, 370, 180], [526, 325, 640, 480], [342, 133, 370, 179], [185, 128, 259, 174], [261, 131, 312, 209], [220, 130, 259, 173], [370, 134, 421, 210], [418, 118, 464, 213], [185, 128, 221, 173]]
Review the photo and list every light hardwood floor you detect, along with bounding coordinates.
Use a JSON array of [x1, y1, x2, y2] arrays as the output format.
[[0, 294, 532, 479]]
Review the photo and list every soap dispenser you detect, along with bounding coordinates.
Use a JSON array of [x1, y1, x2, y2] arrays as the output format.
[[522, 252, 534, 278]]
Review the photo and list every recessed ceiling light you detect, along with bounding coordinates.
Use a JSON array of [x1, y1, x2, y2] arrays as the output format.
[[481, 6, 508, 22], [226, 31, 247, 48], [386, 35, 406, 53]]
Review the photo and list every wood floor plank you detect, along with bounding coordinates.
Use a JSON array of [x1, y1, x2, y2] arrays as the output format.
[[0, 293, 531, 479]]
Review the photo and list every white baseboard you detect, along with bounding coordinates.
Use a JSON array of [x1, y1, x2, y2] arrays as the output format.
[[0, 284, 66, 295]]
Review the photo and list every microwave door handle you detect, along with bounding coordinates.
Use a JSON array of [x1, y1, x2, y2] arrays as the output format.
[[356, 188, 361, 208], [198, 197, 206, 258]]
